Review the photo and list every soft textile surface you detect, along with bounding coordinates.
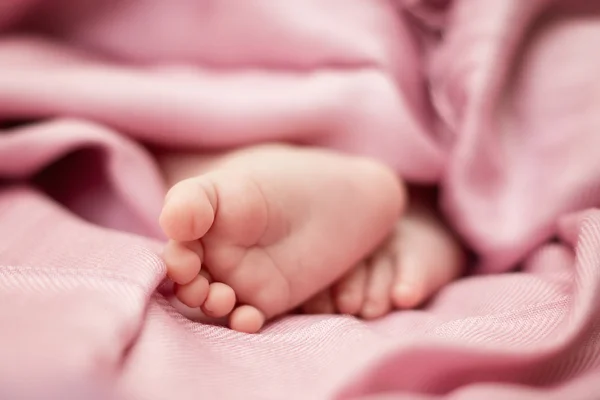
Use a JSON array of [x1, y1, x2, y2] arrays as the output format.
[[1, 0, 600, 398]]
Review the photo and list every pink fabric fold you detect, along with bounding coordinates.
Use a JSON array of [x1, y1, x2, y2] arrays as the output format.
[[1, 0, 600, 398]]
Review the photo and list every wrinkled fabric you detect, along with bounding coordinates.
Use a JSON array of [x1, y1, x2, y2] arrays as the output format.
[[1, 0, 600, 399]]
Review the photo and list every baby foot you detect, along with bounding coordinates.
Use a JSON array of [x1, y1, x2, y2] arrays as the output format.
[[302, 199, 465, 319], [159, 145, 404, 333]]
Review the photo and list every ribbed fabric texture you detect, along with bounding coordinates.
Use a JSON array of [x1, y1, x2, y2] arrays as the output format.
[[1, 0, 600, 398]]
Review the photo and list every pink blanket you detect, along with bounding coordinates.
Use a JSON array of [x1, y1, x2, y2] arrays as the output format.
[[2, 0, 600, 398]]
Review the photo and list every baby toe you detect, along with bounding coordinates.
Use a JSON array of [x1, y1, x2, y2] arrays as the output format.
[[391, 220, 465, 309], [160, 177, 217, 242], [334, 262, 367, 315], [361, 252, 394, 320], [163, 240, 203, 285], [202, 282, 237, 318], [229, 305, 266, 334], [175, 273, 210, 308]]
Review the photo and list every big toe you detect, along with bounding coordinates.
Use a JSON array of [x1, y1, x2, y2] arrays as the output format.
[[392, 225, 465, 309], [160, 177, 218, 241]]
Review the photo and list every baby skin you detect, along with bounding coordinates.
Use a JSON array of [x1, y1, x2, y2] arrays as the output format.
[[301, 189, 466, 319], [158, 144, 464, 333]]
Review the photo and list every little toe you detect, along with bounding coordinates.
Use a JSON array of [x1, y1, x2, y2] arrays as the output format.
[[159, 177, 217, 242], [333, 262, 367, 315], [302, 289, 336, 314], [361, 251, 394, 320], [162, 240, 203, 285], [202, 282, 237, 318], [229, 305, 266, 334], [174, 274, 210, 308]]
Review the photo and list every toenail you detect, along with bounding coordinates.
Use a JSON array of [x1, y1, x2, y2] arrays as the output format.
[[394, 283, 413, 300], [394, 283, 420, 308]]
